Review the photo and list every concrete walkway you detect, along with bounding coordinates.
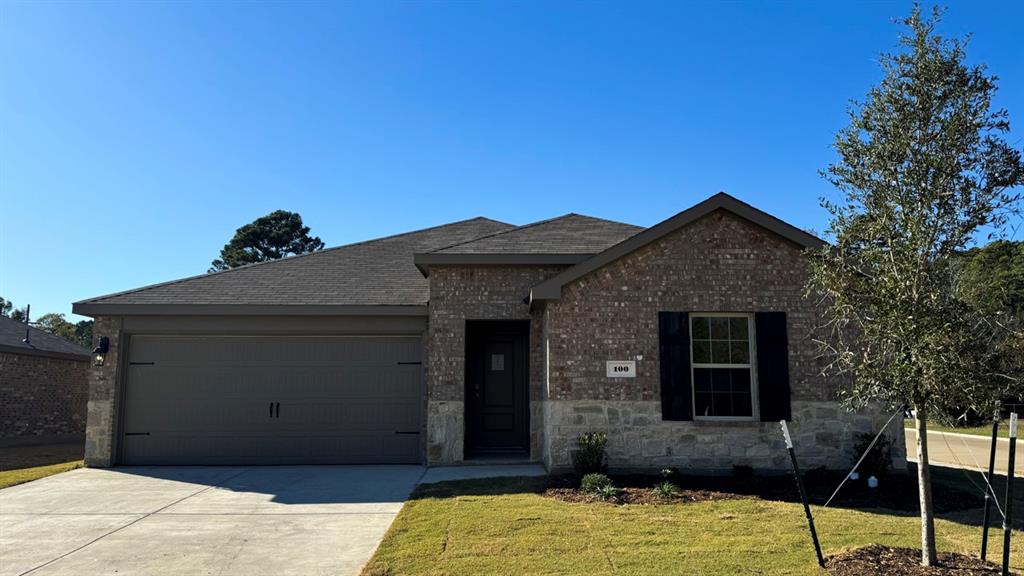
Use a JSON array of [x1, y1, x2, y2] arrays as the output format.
[[0, 465, 425, 576], [420, 463, 547, 484], [905, 428, 1023, 474]]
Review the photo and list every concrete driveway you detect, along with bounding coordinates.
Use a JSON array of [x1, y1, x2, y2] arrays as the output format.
[[0, 465, 425, 576]]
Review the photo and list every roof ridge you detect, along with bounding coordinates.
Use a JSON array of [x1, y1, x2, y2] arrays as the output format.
[[566, 213, 645, 229], [425, 212, 640, 254], [424, 214, 580, 254], [76, 216, 512, 305]]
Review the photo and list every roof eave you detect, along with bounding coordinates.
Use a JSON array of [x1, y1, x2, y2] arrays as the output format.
[[0, 344, 90, 362], [71, 303, 429, 317]]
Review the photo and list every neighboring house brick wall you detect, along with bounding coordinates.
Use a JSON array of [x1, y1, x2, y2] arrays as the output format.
[[426, 265, 564, 464], [84, 316, 123, 467], [0, 351, 88, 443], [542, 211, 906, 471]]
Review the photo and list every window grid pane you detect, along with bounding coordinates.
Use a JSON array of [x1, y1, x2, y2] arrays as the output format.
[[690, 315, 754, 418]]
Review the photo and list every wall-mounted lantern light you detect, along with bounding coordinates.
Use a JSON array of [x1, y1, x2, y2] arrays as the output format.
[[92, 336, 109, 367]]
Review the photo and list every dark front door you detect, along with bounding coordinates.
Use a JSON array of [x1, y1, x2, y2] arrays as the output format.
[[465, 321, 529, 457]]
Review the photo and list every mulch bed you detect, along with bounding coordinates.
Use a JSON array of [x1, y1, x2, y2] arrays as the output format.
[[544, 485, 743, 505], [540, 472, 984, 512], [827, 545, 1010, 575]]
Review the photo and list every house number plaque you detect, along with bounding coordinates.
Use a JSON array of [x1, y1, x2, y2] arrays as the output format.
[[606, 361, 636, 378]]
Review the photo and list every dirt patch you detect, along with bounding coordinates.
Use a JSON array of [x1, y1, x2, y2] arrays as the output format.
[[827, 545, 1010, 575], [544, 486, 744, 505]]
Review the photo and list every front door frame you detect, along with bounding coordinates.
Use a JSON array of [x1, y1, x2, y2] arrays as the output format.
[[464, 320, 530, 458]]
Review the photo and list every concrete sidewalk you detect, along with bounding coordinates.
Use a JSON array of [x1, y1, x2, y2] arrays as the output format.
[[905, 428, 1022, 474]]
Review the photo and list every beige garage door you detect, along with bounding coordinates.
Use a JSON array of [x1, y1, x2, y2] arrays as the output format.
[[120, 335, 423, 465]]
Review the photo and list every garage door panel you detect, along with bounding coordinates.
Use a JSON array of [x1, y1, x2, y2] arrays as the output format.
[[122, 335, 423, 465]]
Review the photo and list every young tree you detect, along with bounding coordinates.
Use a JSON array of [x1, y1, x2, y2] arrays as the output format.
[[209, 210, 325, 272], [0, 297, 12, 317], [807, 6, 1024, 566]]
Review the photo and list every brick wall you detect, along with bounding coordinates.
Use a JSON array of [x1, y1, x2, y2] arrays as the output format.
[[0, 351, 88, 442], [542, 210, 906, 471], [425, 265, 563, 463]]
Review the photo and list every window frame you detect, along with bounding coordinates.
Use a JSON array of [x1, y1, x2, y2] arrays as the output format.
[[688, 312, 759, 421]]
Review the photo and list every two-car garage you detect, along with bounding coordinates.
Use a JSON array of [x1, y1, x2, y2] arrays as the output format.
[[118, 333, 423, 465], [73, 217, 514, 467]]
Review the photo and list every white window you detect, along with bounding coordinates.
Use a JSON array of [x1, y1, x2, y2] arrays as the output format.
[[690, 313, 757, 420]]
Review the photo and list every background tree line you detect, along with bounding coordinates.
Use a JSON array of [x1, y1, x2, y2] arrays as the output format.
[[1, 297, 93, 349]]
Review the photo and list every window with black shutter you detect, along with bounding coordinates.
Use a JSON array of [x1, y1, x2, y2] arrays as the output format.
[[660, 311, 791, 423]]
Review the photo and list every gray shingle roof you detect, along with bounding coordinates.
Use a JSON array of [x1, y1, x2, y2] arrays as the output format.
[[0, 315, 90, 359], [76, 217, 512, 309], [430, 214, 642, 255]]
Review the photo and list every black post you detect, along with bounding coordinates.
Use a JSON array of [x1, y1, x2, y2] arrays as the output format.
[[1002, 412, 1017, 576], [781, 420, 825, 568], [983, 412, 1001, 561]]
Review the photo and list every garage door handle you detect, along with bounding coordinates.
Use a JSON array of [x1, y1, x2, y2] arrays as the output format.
[[275, 402, 280, 418]]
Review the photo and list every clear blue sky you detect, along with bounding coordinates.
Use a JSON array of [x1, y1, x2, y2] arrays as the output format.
[[2, 1, 1022, 321]]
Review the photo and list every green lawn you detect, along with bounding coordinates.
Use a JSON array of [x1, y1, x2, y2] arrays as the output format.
[[363, 474, 1023, 576], [906, 422, 1011, 438], [0, 460, 82, 489]]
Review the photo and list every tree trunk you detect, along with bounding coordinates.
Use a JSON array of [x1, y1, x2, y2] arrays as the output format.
[[915, 408, 938, 566]]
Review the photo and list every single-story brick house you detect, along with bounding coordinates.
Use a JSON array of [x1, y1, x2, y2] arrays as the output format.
[[73, 193, 906, 471], [0, 315, 90, 446]]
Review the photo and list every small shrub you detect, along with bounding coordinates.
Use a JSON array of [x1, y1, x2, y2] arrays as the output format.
[[595, 484, 621, 501], [850, 431, 894, 476], [653, 480, 679, 499], [571, 431, 608, 475], [580, 473, 613, 494]]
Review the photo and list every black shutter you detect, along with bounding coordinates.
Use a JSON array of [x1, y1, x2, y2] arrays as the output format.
[[755, 311, 791, 421], [659, 311, 693, 421]]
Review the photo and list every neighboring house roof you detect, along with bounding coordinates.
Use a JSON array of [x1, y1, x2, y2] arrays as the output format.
[[0, 315, 90, 361], [73, 217, 513, 316], [413, 214, 642, 270], [530, 192, 825, 302]]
